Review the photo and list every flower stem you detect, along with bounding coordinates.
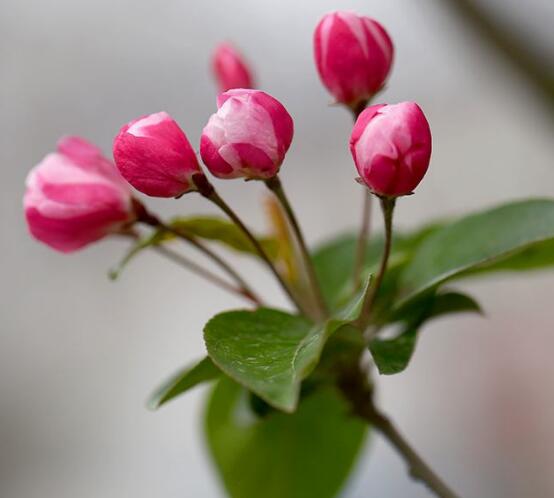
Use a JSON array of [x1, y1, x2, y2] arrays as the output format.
[[152, 246, 260, 305], [133, 201, 262, 306], [355, 196, 395, 333], [350, 102, 373, 294], [192, 175, 309, 317], [352, 192, 372, 292], [265, 176, 328, 321]]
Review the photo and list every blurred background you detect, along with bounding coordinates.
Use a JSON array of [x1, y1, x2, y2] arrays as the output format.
[[1, 0, 553, 496]]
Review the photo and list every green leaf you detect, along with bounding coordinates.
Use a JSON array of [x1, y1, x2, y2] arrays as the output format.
[[148, 357, 221, 409], [390, 290, 482, 324], [370, 291, 481, 375], [205, 378, 367, 498], [427, 291, 482, 318], [170, 216, 278, 258], [204, 308, 340, 412], [399, 199, 554, 306], [312, 222, 445, 312], [370, 329, 419, 376]]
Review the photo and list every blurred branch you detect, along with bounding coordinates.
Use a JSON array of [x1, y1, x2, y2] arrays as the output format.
[[441, 0, 554, 113]]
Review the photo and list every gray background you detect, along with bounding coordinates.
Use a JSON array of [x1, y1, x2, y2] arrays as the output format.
[[2, 0, 554, 497]]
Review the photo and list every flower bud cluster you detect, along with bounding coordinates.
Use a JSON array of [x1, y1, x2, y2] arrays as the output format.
[[24, 10, 431, 252]]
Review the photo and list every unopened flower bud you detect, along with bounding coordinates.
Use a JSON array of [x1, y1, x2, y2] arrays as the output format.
[[212, 42, 254, 92], [24, 136, 135, 252], [200, 89, 293, 180], [113, 112, 203, 198], [350, 102, 432, 197], [313, 11, 394, 107]]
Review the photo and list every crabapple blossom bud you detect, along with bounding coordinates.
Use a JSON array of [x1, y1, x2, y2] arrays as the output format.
[[24, 136, 135, 253], [350, 102, 432, 197], [200, 89, 293, 180], [313, 11, 394, 107], [113, 112, 203, 198], [212, 42, 254, 92]]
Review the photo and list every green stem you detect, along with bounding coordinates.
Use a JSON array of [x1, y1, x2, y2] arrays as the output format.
[[355, 196, 396, 333], [192, 175, 309, 317], [350, 101, 374, 294], [265, 176, 328, 322], [352, 192, 372, 292]]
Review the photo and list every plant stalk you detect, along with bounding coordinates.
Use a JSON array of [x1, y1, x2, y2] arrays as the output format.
[[365, 406, 460, 498], [265, 176, 328, 321], [350, 101, 373, 293], [133, 201, 262, 306], [355, 196, 395, 333], [352, 192, 372, 291], [152, 246, 260, 305], [340, 366, 460, 498], [192, 175, 309, 317]]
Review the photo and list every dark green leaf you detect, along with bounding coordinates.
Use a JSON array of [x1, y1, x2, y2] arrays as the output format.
[[390, 290, 482, 324], [204, 308, 342, 412], [205, 377, 367, 498], [370, 291, 481, 375], [370, 329, 419, 376], [399, 199, 554, 306], [148, 357, 221, 409], [427, 291, 482, 318]]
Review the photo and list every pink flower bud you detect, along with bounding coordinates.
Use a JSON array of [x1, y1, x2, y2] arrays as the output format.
[[313, 11, 394, 107], [24, 136, 135, 253], [113, 112, 203, 198], [350, 102, 432, 197], [200, 89, 293, 180], [212, 42, 255, 92]]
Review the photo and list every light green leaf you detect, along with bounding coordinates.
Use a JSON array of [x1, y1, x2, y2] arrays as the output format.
[[399, 199, 554, 306], [148, 357, 221, 409], [204, 308, 343, 412], [170, 216, 278, 258], [109, 216, 277, 280], [370, 291, 482, 375], [205, 378, 367, 498]]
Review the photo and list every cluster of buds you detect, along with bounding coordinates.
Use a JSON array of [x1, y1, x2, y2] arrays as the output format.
[[24, 10, 432, 257]]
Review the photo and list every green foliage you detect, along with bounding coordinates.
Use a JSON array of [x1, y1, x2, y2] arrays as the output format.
[[205, 377, 367, 498], [399, 199, 554, 306], [312, 222, 444, 312], [370, 291, 481, 375], [109, 215, 277, 279], [313, 199, 554, 375], [204, 308, 343, 412], [140, 198, 554, 498], [148, 357, 221, 409], [170, 216, 278, 258]]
